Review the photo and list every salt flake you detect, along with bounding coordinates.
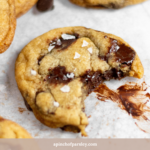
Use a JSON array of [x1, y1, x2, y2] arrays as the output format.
[[57, 39, 62, 45], [82, 40, 88, 47], [88, 47, 93, 54], [74, 52, 80, 59], [67, 73, 74, 78], [60, 85, 70, 93], [48, 45, 55, 52], [54, 101, 59, 107], [31, 69, 37, 76], [61, 34, 76, 40]]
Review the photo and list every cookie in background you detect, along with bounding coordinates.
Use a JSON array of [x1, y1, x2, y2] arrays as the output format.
[[0, 116, 32, 138], [69, 0, 147, 9]]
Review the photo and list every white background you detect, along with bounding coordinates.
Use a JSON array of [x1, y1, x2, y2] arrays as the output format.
[[0, 0, 150, 138]]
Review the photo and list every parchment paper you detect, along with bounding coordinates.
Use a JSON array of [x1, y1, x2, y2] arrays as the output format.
[[0, 0, 150, 138]]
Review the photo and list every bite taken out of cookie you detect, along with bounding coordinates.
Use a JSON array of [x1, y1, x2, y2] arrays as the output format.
[[0, 116, 32, 138], [15, 26, 144, 136], [69, 0, 147, 9]]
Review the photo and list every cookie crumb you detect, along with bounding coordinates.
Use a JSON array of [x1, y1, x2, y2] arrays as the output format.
[[67, 73, 74, 78], [88, 115, 91, 118], [31, 69, 37, 75], [54, 101, 59, 107], [61, 34, 76, 40], [60, 85, 70, 92], [74, 52, 80, 59], [48, 45, 55, 52], [82, 40, 88, 47], [88, 47, 93, 54]]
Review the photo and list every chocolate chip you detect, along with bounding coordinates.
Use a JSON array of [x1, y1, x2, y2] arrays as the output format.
[[23, 98, 32, 111], [36, 0, 54, 12], [49, 33, 79, 51], [47, 66, 74, 84]]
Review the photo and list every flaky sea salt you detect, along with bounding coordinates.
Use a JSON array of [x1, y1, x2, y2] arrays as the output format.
[[74, 52, 80, 59], [54, 101, 59, 107], [57, 39, 62, 45], [116, 45, 120, 50], [61, 34, 76, 40], [82, 40, 88, 47], [67, 73, 74, 78], [31, 69, 37, 75], [88, 47, 93, 54], [60, 85, 70, 93], [48, 45, 55, 52]]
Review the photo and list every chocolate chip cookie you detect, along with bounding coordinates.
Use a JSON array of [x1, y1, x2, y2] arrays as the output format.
[[15, 0, 38, 18], [0, 0, 16, 53], [0, 117, 32, 138], [69, 0, 147, 9], [15, 26, 144, 136]]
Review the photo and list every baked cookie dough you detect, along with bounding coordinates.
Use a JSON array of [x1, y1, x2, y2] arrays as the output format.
[[69, 0, 147, 9], [15, 26, 144, 136], [15, 0, 38, 18], [0, 0, 16, 53], [0, 117, 32, 138]]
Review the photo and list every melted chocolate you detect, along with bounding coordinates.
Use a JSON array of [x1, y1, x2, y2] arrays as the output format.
[[61, 125, 80, 133], [81, 69, 124, 94], [38, 55, 45, 65], [95, 82, 149, 118], [23, 99, 32, 111], [49, 33, 79, 51], [99, 39, 135, 66], [46, 66, 124, 94], [81, 70, 103, 94], [109, 39, 135, 65], [118, 86, 143, 117], [47, 66, 74, 84], [103, 68, 124, 80], [37, 0, 54, 12]]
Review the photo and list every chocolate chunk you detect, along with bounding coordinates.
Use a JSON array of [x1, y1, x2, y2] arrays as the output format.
[[47, 66, 74, 84], [23, 99, 32, 111], [81, 69, 124, 94], [81, 70, 103, 94], [38, 55, 45, 65], [99, 38, 135, 66], [37, 0, 54, 12], [99, 55, 107, 62], [115, 44, 135, 65], [49, 33, 79, 51], [103, 68, 124, 80], [109, 39, 135, 65], [61, 125, 80, 133]]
